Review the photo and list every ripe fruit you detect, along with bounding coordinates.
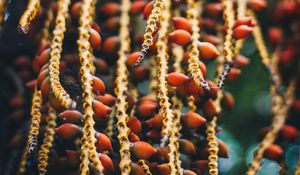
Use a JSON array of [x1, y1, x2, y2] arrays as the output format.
[[198, 42, 220, 59], [169, 29, 191, 45], [55, 123, 81, 140], [172, 17, 192, 32], [131, 141, 157, 159], [233, 25, 253, 39], [166, 72, 190, 87], [182, 111, 206, 129], [59, 110, 83, 123]]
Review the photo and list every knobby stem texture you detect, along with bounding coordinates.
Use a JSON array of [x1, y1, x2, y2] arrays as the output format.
[[77, 0, 104, 174], [114, 0, 132, 173]]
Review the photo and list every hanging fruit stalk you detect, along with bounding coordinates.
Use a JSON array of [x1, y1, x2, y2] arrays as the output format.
[[17, 88, 42, 175], [186, 0, 210, 91], [77, 0, 104, 174], [249, 10, 282, 96], [37, 107, 57, 175], [18, 0, 40, 33], [169, 43, 184, 174], [134, 0, 164, 66], [217, 0, 235, 89], [246, 78, 296, 175], [206, 41, 225, 175], [234, 0, 247, 54], [48, 0, 75, 110], [114, 0, 132, 173]]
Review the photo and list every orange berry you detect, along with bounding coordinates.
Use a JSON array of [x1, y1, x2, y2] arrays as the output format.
[[156, 147, 169, 159], [139, 96, 157, 104], [233, 25, 253, 39], [26, 79, 37, 89], [206, 3, 223, 17], [203, 99, 217, 119], [127, 51, 141, 66], [143, 1, 154, 20], [99, 3, 121, 16], [9, 95, 24, 108], [279, 48, 294, 65], [63, 53, 78, 64], [166, 72, 190, 87], [92, 76, 105, 95], [14, 56, 31, 70], [41, 77, 50, 100], [131, 66, 150, 82], [185, 79, 203, 96], [227, 68, 241, 81], [129, 133, 141, 142], [234, 17, 256, 28], [130, 1, 147, 15], [137, 102, 157, 119], [292, 100, 300, 112], [66, 150, 80, 167], [37, 69, 48, 90], [70, 2, 81, 19], [146, 129, 161, 142], [49, 93, 66, 112], [184, 170, 197, 175], [222, 91, 235, 110], [89, 28, 101, 51], [96, 132, 113, 152], [169, 29, 191, 45], [178, 139, 196, 155], [203, 34, 222, 45], [93, 100, 111, 120], [94, 58, 109, 74], [281, 125, 298, 140], [95, 94, 116, 106], [198, 42, 220, 59], [131, 141, 157, 159], [37, 48, 50, 70], [172, 17, 192, 32], [102, 36, 120, 55], [265, 144, 283, 160], [268, 27, 282, 45], [234, 54, 250, 68], [248, 0, 267, 11], [145, 113, 163, 129], [127, 117, 142, 134], [156, 163, 170, 174], [55, 123, 81, 140], [98, 154, 114, 172], [183, 111, 206, 129], [103, 17, 120, 31], [198, 61, 207, 77], [92, 23, 101, 33], [59, 110, 83, 123], [206, 80, 218, 99], [218, 139, 228, 158]]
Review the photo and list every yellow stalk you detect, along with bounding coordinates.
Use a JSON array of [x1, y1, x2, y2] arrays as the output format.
[[18, 88, 42, 174], [18, 0, 40, 33], [48, 0, 75, 110], [114, 0, 132, 173], [77, 0, 103, 174], [134, 0, 164, 66], [138, 160, 152, 175], [38, 106, 57, 175], [186, 0, 210, 91]]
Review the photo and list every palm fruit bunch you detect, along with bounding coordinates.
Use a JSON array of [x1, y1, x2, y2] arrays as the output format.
[[0, 0, 299, 175]]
